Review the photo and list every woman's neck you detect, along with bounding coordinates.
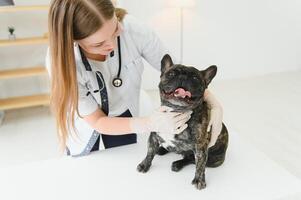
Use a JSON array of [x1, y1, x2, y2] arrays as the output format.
[[83, 49, 106, 62]]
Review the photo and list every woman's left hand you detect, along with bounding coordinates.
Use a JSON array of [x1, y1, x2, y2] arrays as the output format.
[[204, 90, 223, 148]]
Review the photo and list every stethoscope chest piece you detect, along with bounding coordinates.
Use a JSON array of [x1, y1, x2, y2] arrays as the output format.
[[112, 77, 123, 87]]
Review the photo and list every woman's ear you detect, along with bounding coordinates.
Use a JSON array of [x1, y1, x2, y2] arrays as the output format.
[[200, 65, 217, 86], [111, 0, 117, 6], [115, 8, 127, 22], [161, 54, 174, 74]]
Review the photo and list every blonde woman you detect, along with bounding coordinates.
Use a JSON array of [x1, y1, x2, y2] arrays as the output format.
[[46, 0, 223, 157]]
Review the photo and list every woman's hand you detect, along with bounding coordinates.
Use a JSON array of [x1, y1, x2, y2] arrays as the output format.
[[204, 90, 224, 148], [130, 106, 192, 134], [148, 106, 192, 134]]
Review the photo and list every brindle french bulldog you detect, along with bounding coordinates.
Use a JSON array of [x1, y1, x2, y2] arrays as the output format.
[[137, 54, 229, 190]]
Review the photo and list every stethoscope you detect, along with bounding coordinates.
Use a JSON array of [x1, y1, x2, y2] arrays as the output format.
[[111, 36, 123, 87], [79, 36, 123, 88]]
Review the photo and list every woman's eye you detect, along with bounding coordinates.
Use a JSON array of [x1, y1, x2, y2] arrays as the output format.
[[93, 44, 104, 48]]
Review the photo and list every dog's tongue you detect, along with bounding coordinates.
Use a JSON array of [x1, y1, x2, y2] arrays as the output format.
[[174, 88, 192, 98]]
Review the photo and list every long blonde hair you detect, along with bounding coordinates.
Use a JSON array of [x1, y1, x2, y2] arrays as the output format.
[[48, 0, 127, 151]]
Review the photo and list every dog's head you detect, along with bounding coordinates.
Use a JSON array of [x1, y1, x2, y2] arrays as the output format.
[[159, 54, 217, 110]]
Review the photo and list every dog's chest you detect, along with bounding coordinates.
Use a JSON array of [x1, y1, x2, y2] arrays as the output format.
[[157, 129, 193, 150], [157, 132, 177, 148]]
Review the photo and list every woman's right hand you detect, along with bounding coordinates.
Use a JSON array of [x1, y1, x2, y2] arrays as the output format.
[[147, 106, 192, 134], [129, 106, 191, 134]]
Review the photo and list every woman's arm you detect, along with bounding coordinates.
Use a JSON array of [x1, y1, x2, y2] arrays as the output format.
[[82, 107, 191, 136], [204, 89, 224, 147], [83, 108, 142, 135], [126, 15, 174, 71]]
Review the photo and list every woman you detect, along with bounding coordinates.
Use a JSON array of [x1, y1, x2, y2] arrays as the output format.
[[46, 0, 223, 157]]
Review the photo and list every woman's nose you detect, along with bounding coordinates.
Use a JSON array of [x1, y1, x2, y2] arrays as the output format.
[[103, 42, 115, 51]]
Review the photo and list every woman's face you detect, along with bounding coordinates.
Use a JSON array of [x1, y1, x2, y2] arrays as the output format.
[[77, 15, 123, 56]]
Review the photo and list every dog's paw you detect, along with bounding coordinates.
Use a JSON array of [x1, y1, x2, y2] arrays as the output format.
[[191, 177, 206, 190], [137, 162, 151, 173]]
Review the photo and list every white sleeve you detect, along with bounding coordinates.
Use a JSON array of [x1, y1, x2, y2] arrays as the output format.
[[140, 29, 168, 71], [45, 47, 99, 116], [125, 15, 177, 71], [77, 74, 99, 116]]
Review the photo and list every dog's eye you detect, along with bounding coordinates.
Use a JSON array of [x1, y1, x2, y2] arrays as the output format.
[[167, 71, 176, 78], [192, 76, 199, 81]]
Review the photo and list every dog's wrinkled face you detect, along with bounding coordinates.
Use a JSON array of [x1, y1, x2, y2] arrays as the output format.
[[159, 54, 217, 110]]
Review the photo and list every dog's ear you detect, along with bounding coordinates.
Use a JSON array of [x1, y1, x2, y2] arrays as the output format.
[[161, 54, 174, 74], [200, 65, 217, 87]]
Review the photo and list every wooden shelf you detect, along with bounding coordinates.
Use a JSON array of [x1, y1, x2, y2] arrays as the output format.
[[0, 5, 51, 113], [0, 94, 50, 110], [0, 36, 48, 47], [0, 66, 48, 80], [0, 5, 49, 13]]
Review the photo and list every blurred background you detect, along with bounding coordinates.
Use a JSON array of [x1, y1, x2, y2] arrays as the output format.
[[0, 0, 300, 190]]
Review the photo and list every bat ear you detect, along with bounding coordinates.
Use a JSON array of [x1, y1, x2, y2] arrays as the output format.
[[200, 65, 217, 86], [161, 54, 174, 74]]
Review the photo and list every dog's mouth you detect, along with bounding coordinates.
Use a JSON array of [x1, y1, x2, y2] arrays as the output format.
[[162, 87, 196, 103]]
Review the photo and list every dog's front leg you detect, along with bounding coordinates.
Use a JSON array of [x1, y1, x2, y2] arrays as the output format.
[[137, 132, 160, 173], [190, 118, 211, 189], [192, 146, 208, 190]]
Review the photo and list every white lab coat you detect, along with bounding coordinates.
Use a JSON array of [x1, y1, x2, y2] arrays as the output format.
[[45, 14, 172, 156]]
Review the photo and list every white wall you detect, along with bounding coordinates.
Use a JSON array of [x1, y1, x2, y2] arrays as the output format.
[[118, 0, 301, 89], [0, 0, 300, 96]]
